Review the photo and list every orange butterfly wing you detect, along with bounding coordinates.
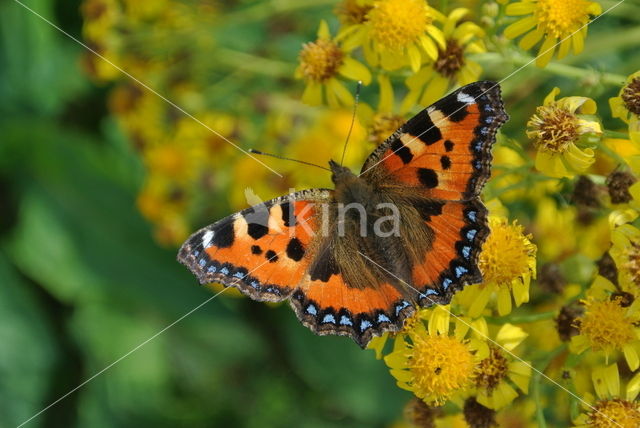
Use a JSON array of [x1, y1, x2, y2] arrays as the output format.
[[362, 81, 507, 304], [178, 189, 330, 302]]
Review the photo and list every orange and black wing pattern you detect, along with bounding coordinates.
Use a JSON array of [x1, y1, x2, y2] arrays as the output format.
[[362, 81, 507, 306], [178, 189, 331, 302], [361, 81, 508, 201]]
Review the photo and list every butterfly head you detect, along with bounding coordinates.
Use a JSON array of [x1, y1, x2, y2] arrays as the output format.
[[329, 160, 357, 185]]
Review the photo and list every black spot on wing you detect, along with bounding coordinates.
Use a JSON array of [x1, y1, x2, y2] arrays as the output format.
[[444, 140, 454, 152], [309, 248, 339, 282], [390, 138, 413, 164], [265, 250, 278, 263], [286, 238, 305, 261], [434, 98, 469, 122], [417, 168, 438, 188], [280, 202, 296, 227], [243, 205, 270, 240], [440, 155, 451, 170], [251, 245, 262, 255], [413, 199, 445, 222], [212, 220, 235, 248], [404, 110, 442, 145]]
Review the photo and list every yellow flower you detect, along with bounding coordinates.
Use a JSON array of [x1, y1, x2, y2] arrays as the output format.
[[348, 0, 446, 72], [527, 87, 601, 178], [474, 324, 531, 410], [455, 216, 537, 318], [610, 70, 640, 144], [402, 8, 485, 111], [573, 364, 640, 428], [296, 20, 371, 107], [383, 306, 486, 405], [610, 224, 640, 298], [335, 0, 372, 26], [570, 295, 640, 370], [504, 0, 602, 67]]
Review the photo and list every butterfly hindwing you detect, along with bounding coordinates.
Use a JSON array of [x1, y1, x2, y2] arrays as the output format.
[[411, 198, 489, 304], [178, 189, 331, 302]]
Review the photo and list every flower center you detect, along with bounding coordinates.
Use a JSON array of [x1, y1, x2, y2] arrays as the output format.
[[587, 398, 640, 428], [369, 113, 405, 145], [622, 77, 640, 115], [336, 0, 372, 25], [577, 298, 637, 351], [623, 240, 640, 288], [475, 346, 509, 392], [527, 105, 579, 153], [408, 334, 475, 405], [434, 39, 465, 78], [367, 0, 431, 49], [298, 39, 344, 83], [478, 218, 536, 287], [535, 0, 594, 39]]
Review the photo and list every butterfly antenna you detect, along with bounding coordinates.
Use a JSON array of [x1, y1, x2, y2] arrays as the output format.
[[340, 80, 362, 166], [248, 149, 331, 172]]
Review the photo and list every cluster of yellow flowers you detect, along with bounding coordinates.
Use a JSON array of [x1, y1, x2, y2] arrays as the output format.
[[294, 0, 640, 426], [79, 0, 640, 425], [81, 0, 238, 246]]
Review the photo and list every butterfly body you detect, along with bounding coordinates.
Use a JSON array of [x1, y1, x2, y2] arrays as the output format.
[[178, 81, 508, 347]]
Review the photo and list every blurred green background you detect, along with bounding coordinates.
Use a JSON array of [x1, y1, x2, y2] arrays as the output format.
[[0, 0, 408, 426]]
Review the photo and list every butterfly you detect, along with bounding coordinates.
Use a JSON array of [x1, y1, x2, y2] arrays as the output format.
[[178, 81, 508, 348]]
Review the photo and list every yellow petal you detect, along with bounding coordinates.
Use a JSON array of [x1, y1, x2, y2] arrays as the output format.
[[543, 87, 561, 106], [504, 16, 537, 40], [506, 2, 536, 15], [419, 73, 449, 107], [407, 44, 422, 73], [572, 31, 584, 55], [624, 343, 640, 371], [627, 371, 640, 401], [468, 285, 492, 318], [557, 37, 571, 59], [327, 78, 354, 107], [512, 277, 530, 306], [317, 19, 330, 39], [420, 35, 439, 62], [497, 287, 513, 316], [610, 96, 630, 122], [339, 57, 372, 85], [496, 323, 528, 351], [301, 81, 322, 106], [444, 8, 469, 35], [536, 36, 557, 68], [519, 28, 544, 50], [426, 24, 446, 50], [377, 73, 394, 113]]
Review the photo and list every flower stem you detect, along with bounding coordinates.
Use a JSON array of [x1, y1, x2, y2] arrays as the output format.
[[532, 345, 567, 428], [485, 310, 556, 324], [214, 48, 293, 77], [475, 52, 626, 87]]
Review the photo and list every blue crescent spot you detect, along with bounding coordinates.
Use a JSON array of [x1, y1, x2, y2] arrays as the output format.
[[455, 265, 469, 278], [322, 314, 336, 324], [359, 320, 373, 332], [306, 304, 317, 316], [198, 258, 206, 267], [340, 315, 353, 326], [483, 104, 493, 112], [377, 314, 391, 323], [474, 140, 483, 152], [220, 267, 230, 275], [193, 250, 200, 257], [207, 265, 217, 273], [467, 229, 477, 240], [442, 278, 453, 289], [480, 127, 489, 135], [395, 300, 410, 316], [474, 160, 482, 169], [233, 271, 244, 279], [462, 246, 472, 259], [467, 211, 477, 222], [485, 116, 494, 124], [250, 280, 259, 288]]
